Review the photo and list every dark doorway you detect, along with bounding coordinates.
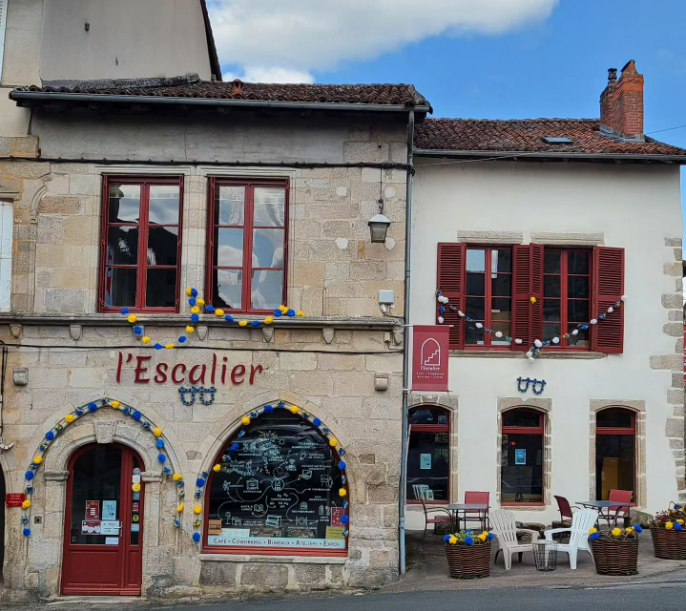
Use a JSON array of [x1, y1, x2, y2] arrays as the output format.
[[596, 408, 636, 500], [0, 465, 5, 582]]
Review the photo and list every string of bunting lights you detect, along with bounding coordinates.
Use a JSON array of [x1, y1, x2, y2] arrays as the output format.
[[190, 400, 350, 543], [435, 290, 626, 360], [119, 287, 305, 350]]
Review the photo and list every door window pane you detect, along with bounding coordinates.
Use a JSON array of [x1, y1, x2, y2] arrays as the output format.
[[491, 321, 511, 345], [597, 408, 634, 429], [216, 228, 244, 267], [409, 407, 448, 426], [104, 268, 137, 307], [568, 325, 590, 348], [147, 226, 178, 266], [544, 251, 560, 274], [407, 432, 449, 502], [108, 184, 140, 223], [568, 251, 590, 274], [567, 300, 589, 322], [145, 269, 177, 308], [465, 297, 484, 320], [503, 409, 541, 428], [466, 273, 485, 296], [491, 273, 511, 296], [544, 276, 560, 297], [253, 187, 285, 226], [215, 269, 242, 309], [501, 433, 543, 504], [543, 299, 560, 321], [491, 298, 511, 320], [148, 185, 180, 225], [568, 276, 589, 298], [596, 434, 635, 500], [543, 323, 561, 342], [466, 249, 486, 272], [252, 229, 284, 268], [465, 321, 485, 345], [217, 186, 245, 225], [107, 227, 138, 265], [251, 270, 283, 310], [492, 249, 512, 272]]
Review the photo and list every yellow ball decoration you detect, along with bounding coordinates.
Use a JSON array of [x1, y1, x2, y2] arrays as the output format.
[[215, 309, 225, 317], [242, 416, 251, 426], [338, 488, 347, 497], [197, 299, 205, 306], [191, 306, 200, 314], [611, 528, 622, 537], [22, 500, 31, 510], [153, 428, 163, 437], [127, 314, 137, 323], [165, 343, 175, 350], [213, 464, 221, 472], [329, 439, 338, 447], [194, 505, 202, 514], [279, 305, 288, 313], [238, 320, 248, 327], [448, 535, 457, 545], [65, 414, 75, 423], [589, 528, 598, 534], [177, 503, 185, 513], [186, 287, 192, 296], [173, 473, 182, 482], [132, 483, 141, 493], [186, 326, 195, 333], [264, 316, 273, 324], [142, 336, 151, 344], [111, 400, 120, 409], [289, 405, 299, 414], [296, 310, 305, 317], [529, 296, 537, 304], [33, 456, 43, 465]]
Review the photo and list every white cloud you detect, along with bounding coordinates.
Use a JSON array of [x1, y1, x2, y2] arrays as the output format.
[[208, 0, 558, 83]]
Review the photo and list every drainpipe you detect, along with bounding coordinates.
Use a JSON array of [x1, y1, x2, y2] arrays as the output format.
[[399, 110, 415, 575]]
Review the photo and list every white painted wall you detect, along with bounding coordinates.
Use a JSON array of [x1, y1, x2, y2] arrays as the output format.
[[408, 159, 683, 528], [0, 200, 12, 311]]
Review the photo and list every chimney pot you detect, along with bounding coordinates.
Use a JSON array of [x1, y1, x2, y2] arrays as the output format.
[[231, 79, 243, 96], [607, 68, 617, 84], [600, 60, 644, 141]]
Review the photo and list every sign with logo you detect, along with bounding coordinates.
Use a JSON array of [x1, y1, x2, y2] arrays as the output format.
[[412, 326, 449, 392]]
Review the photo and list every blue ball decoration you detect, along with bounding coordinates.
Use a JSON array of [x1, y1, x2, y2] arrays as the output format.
[[273, 309, 282, 317], [230, 443, 239, 452], [133, 325, 143, 335], [156, 439, 165, 448], [132, 411, 142, 421], [178, 336, 187, 343], [120, 307, 130, 314], [45, 431, 55, 441], [25, 470, 35, 480], [338, 461, 347, 470], [205, 305, 214, 313], [157, 453, 166, 463], [313, 418, 322, 427], [196, 477, 206, 487], [154, 343, 163, 350], [23, 528, 31, 537], [191, 314, 200, 323], [251, 321, 260, 327], [286, 309, 295, 317], [192, 532, 201, 543], [164, 466, 171, 474], [341, 515, 349, 524], [188, 298, 196, 306], [225, 314, 234, 322], [191, 288, 198, 297], [88, 402, 98, 412], [264, 405, 274, 413]]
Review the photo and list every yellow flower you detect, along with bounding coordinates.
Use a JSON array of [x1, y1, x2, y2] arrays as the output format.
[[173, 473, 182, 482], [238, 320, 248, 327], [22, 500, 31, 510], [191, 306, 200, 314], [186, 287, 193, 296], [329, 438, 338, 447], [242, 416, 251, 426], [626, 527, 634, 533], [142, 336, 151, 344], [677, 519, 685, 525], [611, 528, 622, 537], [165, 343, 175, 350], [186, 326, 195, 333], [339, 488, 347, 497], [33, 456, 43, 465], [65, 414, 75, 423], [215, 309, 224, 317], [665, 522, 674, 530], [197, 299, 205, 306], [111, 400, 120, 409], [529, 296, 537, 304], [153, 428, 162, 437], [176, 504, 184, 513], [132, 483, 141, 493], [589, 528, 598, 534], [477, 533, 487, 542], [264, 317, 273, 324], [296, 310, 305, 317], [448, 535, 457, 545], [289, 405, 299, 414], [194, 505, 202, 514], [279, 305, 288, 313], [127, 314, 137, 323], [213, 464, 221, 472]]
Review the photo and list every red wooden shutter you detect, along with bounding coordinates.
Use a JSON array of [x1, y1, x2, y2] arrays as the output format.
[[511, 245, 544, 351], [592, 246, 624, 354], [437, 243, 466, 349]]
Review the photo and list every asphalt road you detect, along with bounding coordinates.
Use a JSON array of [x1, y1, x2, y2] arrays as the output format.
[[148, 578, 686, 611]]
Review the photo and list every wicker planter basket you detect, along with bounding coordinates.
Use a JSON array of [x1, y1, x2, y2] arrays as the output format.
[[444, 542, 491, 579], [650, 526, 686, 560], [591, 538, 639, 576]]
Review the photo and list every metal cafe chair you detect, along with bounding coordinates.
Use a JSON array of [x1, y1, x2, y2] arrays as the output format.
[[412, 484, 452, 538]]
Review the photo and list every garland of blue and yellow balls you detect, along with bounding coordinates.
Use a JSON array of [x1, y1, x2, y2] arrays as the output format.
[[120, 287, 305, 349], [188, 400, 350, 544], [20, 398, 181, 538]]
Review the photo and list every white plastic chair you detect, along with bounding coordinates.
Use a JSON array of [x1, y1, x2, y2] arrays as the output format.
[[544, 508, 598, 569], [490, 509, 540, 570]]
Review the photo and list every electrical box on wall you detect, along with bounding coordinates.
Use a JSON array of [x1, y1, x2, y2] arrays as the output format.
[[378, 290, 395, 305]]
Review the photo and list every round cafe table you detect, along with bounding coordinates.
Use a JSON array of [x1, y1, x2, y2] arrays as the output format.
[[576, 500, 633, 528]]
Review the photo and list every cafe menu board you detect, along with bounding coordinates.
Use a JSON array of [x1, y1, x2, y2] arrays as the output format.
[[207, 412, 345, 549]]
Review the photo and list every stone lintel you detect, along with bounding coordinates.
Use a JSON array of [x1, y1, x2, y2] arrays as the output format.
[[530, 232, 604, 246]]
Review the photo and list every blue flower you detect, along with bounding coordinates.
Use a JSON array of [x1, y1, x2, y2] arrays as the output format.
[[224, 314, 234, 322], [120, 308, 130, 314], [25, 470, 35, 480], [465, 536, 474, 546], [487, 532, 494, 541], [154, 343, 163, 350], [444, 534, 451, 542], [338, 461, 347, 470], [133, 325, 143, 335], [439, 306, 445, 314], [286, 309, 295, 317], [264, 405, 274, 413], [178, 336, 187, 343], [590, 531, 601, 540], [196, 478, 206, 487], [192, 532, 201, 543], [88, 402, 98, 412], [313, 418, 322, 427], [341, 515, 349, 524], [675, 523, 683, 531], [191, 314, 200, 322], [188, 298, 196, 306], [191, 288, 198, 297], [23, 528, 31, 537], [205, 305, 214, 313], [132, 411, 142, 421], [157, 454, 166, 463], [156, 439, 165, 448], [273, 309, 282, 316], [634, 525, 643, 533], [251, 321, 260, 327], [45, 431, 55, 441]]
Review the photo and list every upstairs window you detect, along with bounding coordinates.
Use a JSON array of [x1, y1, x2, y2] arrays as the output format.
[[206, 179, 288, 313], [100, 177, 183, 313], [437, 243, 624, 353]]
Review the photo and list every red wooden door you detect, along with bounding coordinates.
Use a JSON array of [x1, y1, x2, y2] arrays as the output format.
[[61, 444, 144, 596]]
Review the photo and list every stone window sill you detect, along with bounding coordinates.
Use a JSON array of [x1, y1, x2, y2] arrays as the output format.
[[502, 505, 547, 512], [451, 350, 606, 360], [199, 554, 347, 565]]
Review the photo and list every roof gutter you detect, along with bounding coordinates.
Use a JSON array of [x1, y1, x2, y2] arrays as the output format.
[[413, 148, 686, 163], [10, 91, 432, 114]]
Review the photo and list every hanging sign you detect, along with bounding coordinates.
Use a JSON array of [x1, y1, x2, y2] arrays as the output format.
[[6, 493, 26, 507], [412, 325, 450, 392]]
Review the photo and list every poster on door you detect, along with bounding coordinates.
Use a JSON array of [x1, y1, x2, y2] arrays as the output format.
[[85, 500, 100, 520]]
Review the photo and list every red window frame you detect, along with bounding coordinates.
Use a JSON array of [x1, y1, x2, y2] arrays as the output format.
[[464, 246, 513, 349], [99, 175, 184, 313], [595, 408, 636, 499], [205, 178, 289, 314], [501, 408, 545, 507], [407, 407, 450, 505], [543, 248, 592, 350]]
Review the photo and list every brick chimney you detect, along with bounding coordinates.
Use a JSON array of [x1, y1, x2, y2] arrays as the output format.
[[599, 60, 644, 141]]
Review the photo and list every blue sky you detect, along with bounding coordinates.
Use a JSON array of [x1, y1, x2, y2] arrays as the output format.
[[211, 0, 685, 222]]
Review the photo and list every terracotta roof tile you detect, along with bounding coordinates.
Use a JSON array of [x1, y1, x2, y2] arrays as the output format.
[[414, 118, 686, 157]]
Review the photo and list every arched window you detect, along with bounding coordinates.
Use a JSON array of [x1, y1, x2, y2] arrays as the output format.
[[501, 408, 544, 505], [203, 410, 347, 555], [596, 408, 635, 500], [407, 406, 450, 503]]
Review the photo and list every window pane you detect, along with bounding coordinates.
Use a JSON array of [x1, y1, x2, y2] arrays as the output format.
[[214, 269, 242, 309], [217, 186, 245, 226], [216, 228, 244, 267], [251, 269, 283, 310], [206, 411, 345, 550], [104, 267, 137, 307], [108, 183, 140, 223], [409, 407, 448, 426], [503, 409, 541, 428], [544, 251, 560, 274], [501, 432, 543, 504], [568, 251, 590, 275], [465, 321, 485, 345], [597, 408, 634, 429], [107, 226, 138, 265], [492, 249, 511, 273], [568, 325, 590, 348], [254, 187, 286, 227], [491, 321, 511, 345], [543, 322, 560, 342], [466, 249, 485, 273], [596, 434, 635, 500], [252, 229, 284, 268], [543, 299, 560, 321], [543, 275, 560, 297], [568, 300, 589, 322], [491, 298, 511, 320], [148, 185, 180, 225], [407, 432, 449, 502], [568, 276, 589, 298], [466, 273, 485, 296], [491, 273, 511, 297], [145, 268, 177, 308], [465, 297, 484, 320], [147, 226, 178, 266]]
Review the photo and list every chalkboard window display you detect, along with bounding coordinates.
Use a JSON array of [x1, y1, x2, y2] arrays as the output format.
[[205, 411, 348, 552]]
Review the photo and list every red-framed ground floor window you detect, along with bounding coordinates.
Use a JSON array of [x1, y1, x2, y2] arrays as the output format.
[[407, 406, 450, 503], [501, 408, 544, 505], [596, 407, 636, 500]]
